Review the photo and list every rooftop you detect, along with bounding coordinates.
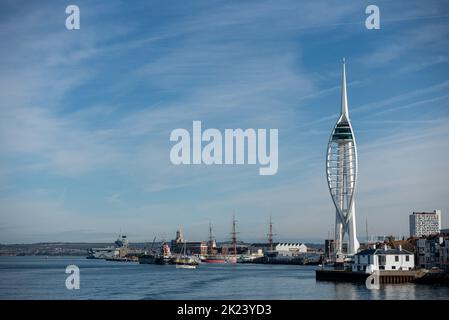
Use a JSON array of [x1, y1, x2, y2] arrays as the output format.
[[356, 248, 413, 256], [412, 210, 440, 215]]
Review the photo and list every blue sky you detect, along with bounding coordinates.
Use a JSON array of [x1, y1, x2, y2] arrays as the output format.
[[1, 0, 449, 243]]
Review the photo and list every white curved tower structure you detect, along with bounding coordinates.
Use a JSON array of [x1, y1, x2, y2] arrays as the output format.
[[326, 59, 360, 255]]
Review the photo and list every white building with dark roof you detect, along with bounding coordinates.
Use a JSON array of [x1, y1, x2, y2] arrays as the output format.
[[352, 245, 414, 273]]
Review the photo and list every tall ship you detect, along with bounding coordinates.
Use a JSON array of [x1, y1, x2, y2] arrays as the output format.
[[201, 222, 227, 264]]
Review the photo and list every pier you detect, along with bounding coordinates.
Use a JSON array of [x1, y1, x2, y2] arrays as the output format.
[[315, 269, 421, 284]]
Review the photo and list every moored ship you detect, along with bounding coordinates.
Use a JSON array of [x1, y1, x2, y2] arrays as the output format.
[[175, 241, 199, 269], [139, 253, 157, 264], [202, 255, 226, 264], [139, 242, 173, 265], [173, 255, 199, 266], [87, 234, 128, 259]]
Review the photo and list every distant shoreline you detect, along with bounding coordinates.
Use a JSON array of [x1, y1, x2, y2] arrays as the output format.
[[0, 241, 325, 257]]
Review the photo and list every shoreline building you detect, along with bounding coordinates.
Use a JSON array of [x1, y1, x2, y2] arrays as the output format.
[[326, 59, 360, 256], [274, 243, 307, 256], [409, 210, 442, 238], [352, 245, 414, 273], [415, 229, 449, 270], [170, 229, 207, 255]]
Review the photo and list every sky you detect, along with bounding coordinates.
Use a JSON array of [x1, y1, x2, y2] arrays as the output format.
[[0, 0, 449, 244]]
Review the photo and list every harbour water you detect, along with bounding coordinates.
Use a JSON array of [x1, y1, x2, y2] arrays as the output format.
[[0, 256, 447, 300]]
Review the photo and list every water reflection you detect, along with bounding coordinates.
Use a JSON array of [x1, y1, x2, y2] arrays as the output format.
[[0, 257, 448, 300]]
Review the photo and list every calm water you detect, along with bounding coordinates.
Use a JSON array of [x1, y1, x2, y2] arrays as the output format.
[[0, 256, 447, 300]]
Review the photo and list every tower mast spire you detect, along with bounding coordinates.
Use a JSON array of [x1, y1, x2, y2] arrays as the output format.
[[268, 216, 275, 251], [341, 58, 349, 119], [231, 214, 238, 256], [326, 59, 360, 256]]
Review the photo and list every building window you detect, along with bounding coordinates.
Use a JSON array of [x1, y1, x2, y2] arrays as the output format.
[[406, 256, 410, 262], [392, 266, 396, 270], [379, 266, 385, 270], [395, 256, 399, 262]]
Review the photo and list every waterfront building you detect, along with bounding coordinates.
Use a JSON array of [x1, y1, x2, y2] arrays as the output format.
[[326, 59, 360, 255], [170, 229, 208, 255], [352, 245, 414, 273], [440, 239, 449, 271], [274, 243, 307, 256], [324, 239, 348, 259], [416, 234, 449, 270], [324, 239, 334, 259], [263, 243, 310, 264], [409, 210, 442, 237]]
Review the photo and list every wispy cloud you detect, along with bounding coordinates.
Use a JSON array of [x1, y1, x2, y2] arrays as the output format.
[[0, 0, 448, 243]]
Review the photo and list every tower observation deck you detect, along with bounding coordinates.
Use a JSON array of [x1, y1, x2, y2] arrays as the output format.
[[326, 59, 360, 256]]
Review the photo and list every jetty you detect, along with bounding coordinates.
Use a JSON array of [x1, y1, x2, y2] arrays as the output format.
[[315, 269, 449, 284]]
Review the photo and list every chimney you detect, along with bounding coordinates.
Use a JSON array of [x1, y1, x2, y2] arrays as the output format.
[[398, 245, 402, 251], [384, 244, 388, 251]]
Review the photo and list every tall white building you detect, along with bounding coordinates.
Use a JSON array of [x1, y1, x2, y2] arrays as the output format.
[[326, 59, 359, 255], [409, 210, 442, 238]]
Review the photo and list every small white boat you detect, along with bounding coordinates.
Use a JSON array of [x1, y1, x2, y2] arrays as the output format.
[[175, 241, 198, 269], [176, 264, 197, 269]]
